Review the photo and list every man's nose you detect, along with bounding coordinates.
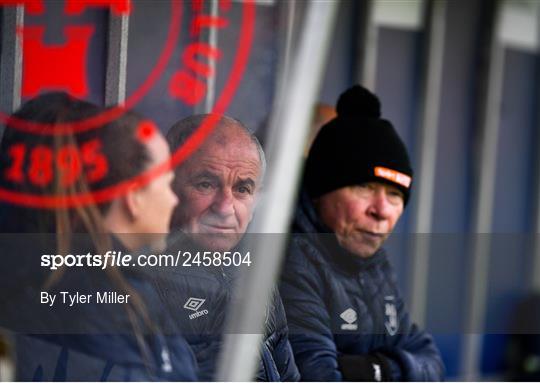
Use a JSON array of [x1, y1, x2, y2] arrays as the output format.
[[211, 188, 235, 216], [367, 190, 392, 221]]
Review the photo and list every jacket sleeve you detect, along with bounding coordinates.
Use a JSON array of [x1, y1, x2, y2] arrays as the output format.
[[276, 338, 301, 381], [377, 310, 445, 380], [270, 292, 301, 381], [279, 239, 343, 381], [374, 265, 445, 381]]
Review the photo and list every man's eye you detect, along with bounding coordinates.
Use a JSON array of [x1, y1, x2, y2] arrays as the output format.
[[237, 186, 252, 195], [359, 183, 373, 190], [388, 191, 404, 205], [196, 181, 213, 190], [387, 188, 404, 198], [356, 184, 374, 194]]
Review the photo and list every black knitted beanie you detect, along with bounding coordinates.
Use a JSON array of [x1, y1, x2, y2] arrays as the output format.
[[304, 85, 413, 204]]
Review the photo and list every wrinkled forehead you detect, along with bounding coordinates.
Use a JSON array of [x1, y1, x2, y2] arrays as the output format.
[[193, 123, 261, 168], [209, 122, 256, 149], [361, 180, 405, 196]]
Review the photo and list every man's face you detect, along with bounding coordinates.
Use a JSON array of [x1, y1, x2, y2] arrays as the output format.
[[171, 125, 262, 251], [316, 182, 404, 258]]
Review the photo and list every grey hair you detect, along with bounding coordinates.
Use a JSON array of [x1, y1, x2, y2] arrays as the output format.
[[166, 114, 266, 181]]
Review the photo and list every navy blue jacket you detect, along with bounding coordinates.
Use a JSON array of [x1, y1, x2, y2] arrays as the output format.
[[279, 192, 445, 381], [153, 236, 300, 381]]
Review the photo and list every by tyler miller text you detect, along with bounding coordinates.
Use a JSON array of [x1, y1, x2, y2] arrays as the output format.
[[41, 291, 130, 307]]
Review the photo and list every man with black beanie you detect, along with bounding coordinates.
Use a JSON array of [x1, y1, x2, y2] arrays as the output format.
[[280, 85, 445, 381]]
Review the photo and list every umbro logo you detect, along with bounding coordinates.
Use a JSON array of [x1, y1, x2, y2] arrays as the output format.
[[340, 308, 358, 330], [184, 297, 205, 311], [184, 297, 208, 319]]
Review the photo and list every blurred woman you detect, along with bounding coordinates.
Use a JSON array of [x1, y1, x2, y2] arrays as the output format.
[[0, 92, 197, 381]]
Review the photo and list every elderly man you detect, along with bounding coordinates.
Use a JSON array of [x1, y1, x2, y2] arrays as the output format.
[[156, 114, 299, 381], [167, 114, 263, 252], [280, 85, 445, 381]]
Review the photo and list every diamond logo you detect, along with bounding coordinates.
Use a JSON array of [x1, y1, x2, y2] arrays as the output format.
[[340, 308, 358, 330], [184, 297, 206, 311], [340, 308, 357, 324]]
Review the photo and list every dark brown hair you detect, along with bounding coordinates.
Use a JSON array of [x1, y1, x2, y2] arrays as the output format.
[[0, 92, 157, 365]]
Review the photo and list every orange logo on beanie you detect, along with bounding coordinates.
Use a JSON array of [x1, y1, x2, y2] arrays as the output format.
[[374, 166, 412, 188]]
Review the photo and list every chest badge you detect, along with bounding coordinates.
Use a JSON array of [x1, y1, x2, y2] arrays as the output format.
[[340, 308, 358, 330], [184, 297, 209, 320], [384, 295, 398, 336]]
